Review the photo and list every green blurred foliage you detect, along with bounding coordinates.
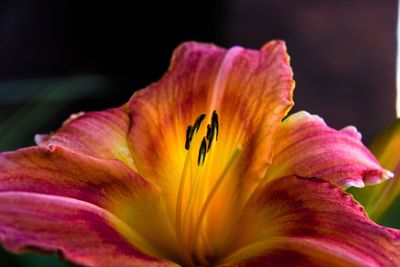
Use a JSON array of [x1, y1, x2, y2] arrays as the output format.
[[348, 119, 400, 229], [0, 247, 71, 267], [380, 197, 400, 228]]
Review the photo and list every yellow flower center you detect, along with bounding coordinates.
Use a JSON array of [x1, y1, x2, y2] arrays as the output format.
[[175, 111, 241, 266]]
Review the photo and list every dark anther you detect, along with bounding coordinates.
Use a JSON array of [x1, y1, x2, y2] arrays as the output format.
[[185, 125, 193, 150], [193, 114, 206, 133], [198, 137, 207, 166], [211, 110, 219, 141], [184, 114, 206, 150], [206, 124, 212, 152], [206, 124, 212, 140]]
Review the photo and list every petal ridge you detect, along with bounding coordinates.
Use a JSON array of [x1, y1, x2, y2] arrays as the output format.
[[36, 107, 136, 170], [267, 111, 389, 188]]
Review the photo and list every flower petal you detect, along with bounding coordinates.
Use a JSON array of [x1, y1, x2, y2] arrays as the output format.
[[219, 176, 400, 266], [127, 41, 294, 213], [351, 119, 400, 221], [0, 145, 178, 262], [267, 111, 390, 189], [35, 107, 136, 170], [0, 192, 174, 267]]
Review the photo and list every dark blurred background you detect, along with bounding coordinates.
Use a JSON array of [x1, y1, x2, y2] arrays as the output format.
[[0, 0, 398, 266]]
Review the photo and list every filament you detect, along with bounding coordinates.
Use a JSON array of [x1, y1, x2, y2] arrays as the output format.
[[190, 148, 241, 253]]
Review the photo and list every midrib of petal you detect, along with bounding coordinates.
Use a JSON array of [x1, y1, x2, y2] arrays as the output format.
[[208, 46, 244, 113]]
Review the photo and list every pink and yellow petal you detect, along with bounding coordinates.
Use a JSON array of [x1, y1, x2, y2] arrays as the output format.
[[204, 41, 294, 188], [0, 145, 178, 262], [127, 41, 294, 217], [351, 119, 400, 221], [35, 107, 136, 170], [0, 192, 174, 267], [267, 111, 391, 189], [127, 42, 225, 213], [0, 145, 147, 210], [219, 176, 400, 266]]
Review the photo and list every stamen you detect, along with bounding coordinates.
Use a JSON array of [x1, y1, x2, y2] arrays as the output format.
[[206, 124, 212, 140], [183, 148, 206, 251], [175, 150, 195, 265], [198, 137, 207, 166], [185, 113, 206, 150], [176, 113, 208, 265], [177, 111, 222, 265], [193, 113, 206, 133], [211, 110, 219, 140], [190, 148, 241, 252], [206, 124, 212, 152], [185, 125, 193, 150]]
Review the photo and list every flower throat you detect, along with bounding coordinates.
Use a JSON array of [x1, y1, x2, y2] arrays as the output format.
[[175, 111, 241, 266]]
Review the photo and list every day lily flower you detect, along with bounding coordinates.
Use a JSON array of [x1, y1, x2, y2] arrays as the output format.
[[0, 41, 400, 266], [351, 119, 400, 222]]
